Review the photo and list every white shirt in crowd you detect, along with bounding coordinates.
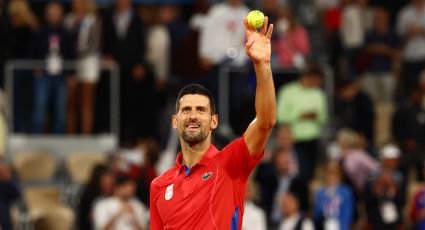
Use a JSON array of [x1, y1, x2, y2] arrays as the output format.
[[242, 201, 267, 230], [279, 213, 314, 230], [94, 197, 148, 230], [397, 3, 425, 61], [341, 4, 365, 49], [199, 2, 249, 66], [145, 25, 170, 82]]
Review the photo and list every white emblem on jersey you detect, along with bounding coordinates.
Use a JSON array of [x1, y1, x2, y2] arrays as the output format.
[[165, 184, 174, 200]]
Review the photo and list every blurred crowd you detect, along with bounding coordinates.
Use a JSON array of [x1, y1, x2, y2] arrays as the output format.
[[0, 0, 425, 229]]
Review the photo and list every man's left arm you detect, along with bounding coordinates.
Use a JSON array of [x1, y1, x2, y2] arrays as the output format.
[[243, 16, 276, 156]]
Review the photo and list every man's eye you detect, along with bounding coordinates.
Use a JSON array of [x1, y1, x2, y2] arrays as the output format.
[[182, 108, 190, 113]]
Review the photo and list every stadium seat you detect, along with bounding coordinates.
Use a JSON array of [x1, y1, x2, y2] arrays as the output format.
[[23, 186, 74, 230], [12, 150, 56, 182], [65, 151, 106, 184]]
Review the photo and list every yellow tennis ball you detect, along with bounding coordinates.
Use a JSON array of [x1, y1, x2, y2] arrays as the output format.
[[247, 10, 265, 29]]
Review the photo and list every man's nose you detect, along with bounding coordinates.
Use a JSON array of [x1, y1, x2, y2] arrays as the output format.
[[188, 110, 198, 119]]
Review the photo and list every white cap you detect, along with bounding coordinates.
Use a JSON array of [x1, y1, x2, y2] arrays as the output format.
[[380, 144, 401, 159]]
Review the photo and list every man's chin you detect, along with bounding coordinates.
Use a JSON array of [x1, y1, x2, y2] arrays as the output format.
[[182, 132, 206, 145]]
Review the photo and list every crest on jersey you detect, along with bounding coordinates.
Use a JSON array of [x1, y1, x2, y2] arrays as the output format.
[[202, 172, 213, 180], [165, 184, 174, 200]]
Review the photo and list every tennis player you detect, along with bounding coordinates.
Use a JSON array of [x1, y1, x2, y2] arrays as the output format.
[[150, 16, 275, 230]]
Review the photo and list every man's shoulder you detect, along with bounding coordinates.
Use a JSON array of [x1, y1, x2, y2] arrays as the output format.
[[151, 166, 177, 189]]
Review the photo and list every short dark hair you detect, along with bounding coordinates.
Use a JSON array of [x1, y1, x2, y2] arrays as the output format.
[[303, 63, 324, 78], [175, 83, 216, 114], [115, 175, 135, 186]]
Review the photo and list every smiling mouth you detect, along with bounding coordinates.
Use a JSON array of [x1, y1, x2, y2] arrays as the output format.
[[186, 124, 200, 131]]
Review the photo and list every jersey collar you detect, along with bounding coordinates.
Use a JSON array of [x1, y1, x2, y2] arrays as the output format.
[[175, 144, 218, 174]]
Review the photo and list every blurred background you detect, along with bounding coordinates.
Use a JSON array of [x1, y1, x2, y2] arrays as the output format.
[[0, 0, 424, 229]]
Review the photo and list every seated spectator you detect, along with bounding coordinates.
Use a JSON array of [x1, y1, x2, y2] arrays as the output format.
[[274, 7, 310, 69], [410, 175, 425, 230], [78, 164, 115, 230], [111, 138, 160, 206], [30, 2, 73, 134], [365, 144, 406, 230], [242, 180, 267, 230], [334, 128, 379, 194], [94, 175, 148, 230], [392, 87, 425, 181], [277, 64, 327, 182], [279, 178, 313, 230], [313, 161, 354, 230], [255, 143, 299, 228], [361, 7, 400, 106], [0, 158, 20, 230]]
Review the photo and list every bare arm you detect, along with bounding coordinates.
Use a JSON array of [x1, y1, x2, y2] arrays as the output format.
[[243, 16, 276, 156]]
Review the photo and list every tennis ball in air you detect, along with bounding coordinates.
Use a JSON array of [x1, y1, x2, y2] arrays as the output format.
[[247, 10, 265, 29]]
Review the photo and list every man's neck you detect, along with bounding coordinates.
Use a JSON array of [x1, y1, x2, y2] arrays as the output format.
[[180, 137, 211, 168]]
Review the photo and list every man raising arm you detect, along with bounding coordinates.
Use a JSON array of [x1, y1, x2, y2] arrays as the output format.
[[150, 16, 275, 230]]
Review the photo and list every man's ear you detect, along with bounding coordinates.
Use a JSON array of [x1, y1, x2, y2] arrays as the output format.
[[211, 114, 218, 130], [172, 115, 178, 129]]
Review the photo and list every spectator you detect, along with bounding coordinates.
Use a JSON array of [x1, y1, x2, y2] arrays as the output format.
[[410, 176, 425, 230], [365, 144, 406, 230], [313, 160, 354, 230], [392, 87, 425, 181], [315, 0, 343, 77], [274, 7, 310, 69], [260, 0, 280, 27], [198, 0, 249, 68], [78, 164, 115, 230], [277, 64, 328, 182], [335, 79, 375, 144], [362, 7, 400, 106], [64, 0, 101, 134], [94, 175, 148, 230], [113, 138, 160, 205], [5, 0, 39, 133], [139, 5, 171, 143], [340, 0, 372, 76], [255, 127, 299, 227], [0, 159, 20, 230], [279, 178, 313, 230], [397, 0, 425, 93], [334, 128, 379, 194], [409, 158, 425, 230], [102, 0, 156, 145], [139, 5, 170, 92], [30, 2, 73, 134], [242, 180, 267, 230]]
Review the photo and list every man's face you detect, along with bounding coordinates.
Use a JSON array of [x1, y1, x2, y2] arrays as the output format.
[[275, 126, 294, 149], [172, 94, 218, 145], [281, 193, 298, 216], [46, 3, 63, 26], [274, 150, 290, 175]]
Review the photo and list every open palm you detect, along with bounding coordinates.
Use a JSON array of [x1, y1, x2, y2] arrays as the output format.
[[244, 16, 273, 64]]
